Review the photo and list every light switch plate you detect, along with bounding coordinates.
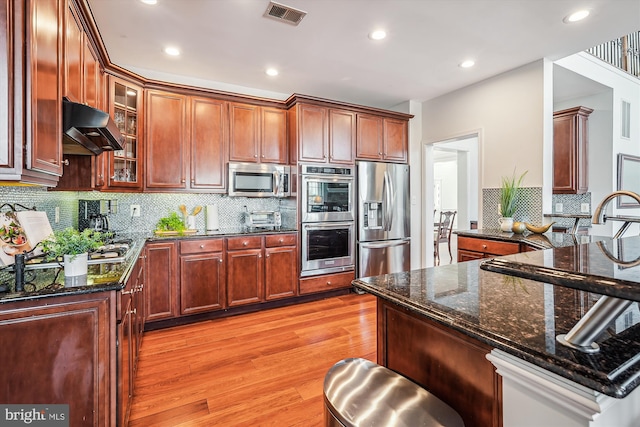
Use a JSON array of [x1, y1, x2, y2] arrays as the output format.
[[555, 203, 563, 213], [581, 203, 590, 213]]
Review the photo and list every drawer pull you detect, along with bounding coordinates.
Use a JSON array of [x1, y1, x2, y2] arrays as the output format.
[[279, 238, 283, 243], [243, 241, 248, 246], [482, 244, 487, 249], [200, 244, 205, 248], [327, 281, 332, 286]]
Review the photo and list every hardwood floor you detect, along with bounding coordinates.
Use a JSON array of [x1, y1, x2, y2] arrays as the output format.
[[129, 293, 377, 426]]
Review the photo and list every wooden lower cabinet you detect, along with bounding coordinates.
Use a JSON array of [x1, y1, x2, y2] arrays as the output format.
[[226, 236, 264, 307], [457, 235, 522, 262], [265, 234, 297, 300], [118, 252, 146, 426], [0, 292, 116, 426], [180, 238, 226, 314], [299, 270, 355, 295], [145, 233, 298, 323], [226, 233, 298, 307], [145, 241, 179, 321], [377, 299, 502, 427]]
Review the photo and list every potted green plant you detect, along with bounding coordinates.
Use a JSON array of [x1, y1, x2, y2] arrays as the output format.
[[41, 228, 109, 276], [499, 169, 527, 232]]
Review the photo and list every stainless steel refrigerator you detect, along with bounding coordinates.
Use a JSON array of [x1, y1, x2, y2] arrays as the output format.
[[357, 161, 410, 277]]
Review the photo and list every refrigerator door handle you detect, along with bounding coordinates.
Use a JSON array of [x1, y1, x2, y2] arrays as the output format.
[[383, 171, 394, 230], [360, 238, 410, 249]]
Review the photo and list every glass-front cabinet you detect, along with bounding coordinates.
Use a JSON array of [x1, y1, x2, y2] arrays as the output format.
[[107, 76, 142, 190]]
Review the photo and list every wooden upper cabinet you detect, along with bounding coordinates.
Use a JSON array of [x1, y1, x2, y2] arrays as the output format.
[[383, 118, 408, 162], [295, 104, 355, 165], [145, 89, 187, 189], [229, 102, 287, 164], [298, 104, 327, 163], [64, 3, 82, 103], [356, 114, 383, 160], [356, 114, 408, 163], [107, 76, 143, 190], [190, 96, 227, 190], [229, 102, 259, 162], [26, 0, 63, 177], [145, 91, 228, 192], [553, 106, 593, 194], [0, 0, 15, 175], [261, 107, 287, 163], [328, 109, 355, 164]]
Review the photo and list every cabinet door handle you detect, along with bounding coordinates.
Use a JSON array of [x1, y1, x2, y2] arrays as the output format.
[[254, 154, 258, 158], [265, 253, 270, 258], [219, 259, 223, 263], [181, 179, 186, 183], [122, 289, 134, 295], [258, 254, 262, 258]]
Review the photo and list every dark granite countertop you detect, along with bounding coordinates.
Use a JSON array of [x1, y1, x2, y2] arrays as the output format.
[[0, 237, 146, 304], [0, 228, 298, 304], [455, 229, 603, 249], [145, 227, 297, 242], [353, 235, 640, 398]]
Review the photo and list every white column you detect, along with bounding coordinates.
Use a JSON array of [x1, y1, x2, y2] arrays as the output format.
[[487, 349, 640, 427]]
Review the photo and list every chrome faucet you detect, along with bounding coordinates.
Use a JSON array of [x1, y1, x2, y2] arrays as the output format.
[[592, 190, 640, 224]]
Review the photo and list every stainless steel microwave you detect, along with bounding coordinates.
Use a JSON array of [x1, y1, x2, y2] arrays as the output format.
[[228, 163, 291, 198]]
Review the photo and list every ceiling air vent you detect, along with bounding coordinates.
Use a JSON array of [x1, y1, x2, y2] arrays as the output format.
[[264, 1, 307, 26]]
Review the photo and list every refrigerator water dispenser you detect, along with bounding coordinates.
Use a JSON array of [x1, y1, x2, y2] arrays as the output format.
[[363, 202, 383, 229]]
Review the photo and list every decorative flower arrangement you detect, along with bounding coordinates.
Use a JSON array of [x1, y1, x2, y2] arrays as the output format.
[[500, 170, 527, 218]]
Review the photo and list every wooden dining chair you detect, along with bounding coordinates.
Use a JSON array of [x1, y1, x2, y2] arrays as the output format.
[[434, 210, 457, 265]]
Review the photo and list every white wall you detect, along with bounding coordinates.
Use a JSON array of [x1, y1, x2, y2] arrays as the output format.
[[422, 60, 548, 189], [555, 53, 640, 236]]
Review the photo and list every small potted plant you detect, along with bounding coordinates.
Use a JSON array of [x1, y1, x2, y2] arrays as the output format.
[[41, 228, 109, 277], [499, 169, 527, 232]]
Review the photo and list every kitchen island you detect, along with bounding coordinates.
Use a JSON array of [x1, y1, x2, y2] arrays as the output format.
[[353, 235, 640, 427]]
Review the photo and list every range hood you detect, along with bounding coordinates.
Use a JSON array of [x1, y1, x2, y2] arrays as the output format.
[[62, 98, 124, 155]]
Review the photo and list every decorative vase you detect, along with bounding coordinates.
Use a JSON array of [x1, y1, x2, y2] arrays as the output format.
[[64, 252, 88, 277], [512, 221, 526, 234], [499, 217, 514, 232]]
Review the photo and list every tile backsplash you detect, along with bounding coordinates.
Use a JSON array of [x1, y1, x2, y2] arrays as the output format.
[[482, 187, 543, 229], [0, 186, 297, 234]]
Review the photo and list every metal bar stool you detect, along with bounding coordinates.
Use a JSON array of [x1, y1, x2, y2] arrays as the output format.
[[324, 358, 465, 427]]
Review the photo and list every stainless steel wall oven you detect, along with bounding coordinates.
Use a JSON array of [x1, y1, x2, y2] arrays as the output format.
[[301, 164, 354, 222], [300, 221, 355, 277]]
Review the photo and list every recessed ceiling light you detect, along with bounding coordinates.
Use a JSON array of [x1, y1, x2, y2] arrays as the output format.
[[164, 46, 180, 56], [459, 60, 475, 68], [265, 68, 279, 77], [140, 0, 157, 4], [563, 9, 590, 23], [369, 30, 387, 40]]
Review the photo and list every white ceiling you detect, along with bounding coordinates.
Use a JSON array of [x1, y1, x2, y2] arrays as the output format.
[[86, 0, 639, 110]]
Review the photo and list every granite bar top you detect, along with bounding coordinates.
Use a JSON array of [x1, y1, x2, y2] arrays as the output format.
[[455, 229, 603, 249], [353, 236, 640, 398]]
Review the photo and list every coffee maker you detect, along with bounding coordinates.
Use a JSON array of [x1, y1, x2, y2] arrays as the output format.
[[78, 199, 117, 232]]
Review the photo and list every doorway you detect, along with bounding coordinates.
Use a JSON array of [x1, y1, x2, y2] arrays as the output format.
[[426, 133, 480, 266]]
